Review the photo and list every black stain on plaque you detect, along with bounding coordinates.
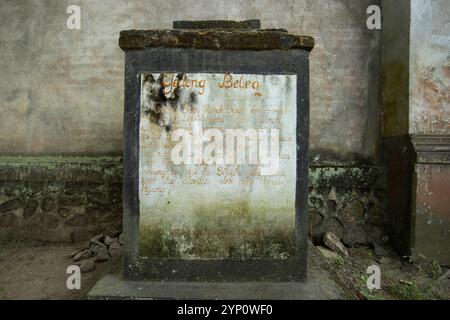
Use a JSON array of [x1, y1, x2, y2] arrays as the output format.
[[189, 92, 197, 106], [142, 73, 184, 129]]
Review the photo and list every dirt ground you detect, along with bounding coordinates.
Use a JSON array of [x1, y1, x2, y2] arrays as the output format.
[[314, 244, 450, 300], [0, 241, 448, 300], [0, 241, 120, 300]]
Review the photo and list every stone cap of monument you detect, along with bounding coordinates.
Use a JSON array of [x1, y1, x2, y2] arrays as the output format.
[[119, 20, 314, 52], [173, 19, 262, 30]]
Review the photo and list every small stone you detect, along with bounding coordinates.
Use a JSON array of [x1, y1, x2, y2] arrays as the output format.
[[316, 245, 339, 260], [108, 241, 122, 257], [323, 232, 349, 257], [104, 235, 117, 246], [118, 233, 124, 245], [79, 259, 95, 273], [91, 241, 107, 250], [73, 249, 93, 262], [90, 234, 105, 243], [90, 244, 103, 255], [90, 234, 106, 247], [68, 250, 81, 259], [95, 247, 110, 262]]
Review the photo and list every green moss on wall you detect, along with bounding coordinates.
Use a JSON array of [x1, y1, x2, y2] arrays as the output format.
[[139, 200, 295, 260]]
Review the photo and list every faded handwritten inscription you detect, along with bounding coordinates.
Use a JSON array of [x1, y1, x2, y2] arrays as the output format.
[[138, 73, 297, 259]]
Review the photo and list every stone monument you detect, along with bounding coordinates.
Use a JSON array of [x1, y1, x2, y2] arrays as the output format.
[[121, 20, 314, 281], [90, 20, 314, 298]]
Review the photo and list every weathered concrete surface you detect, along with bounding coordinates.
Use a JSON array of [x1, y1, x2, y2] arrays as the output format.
[[381, 0, 450, 264], [87, 248, 350, 299], [413, 163, 450, 263], [382, 0, 450, 136], [408, 1, 450, 265], [381, 0, 410, 137], [138, 73, 297, 259], [0, 156, 123, 243], [411, 135, 450, 264], [410, 0, 450, 135], [0, 0, 381, 164], [380, 0, 414, 252]]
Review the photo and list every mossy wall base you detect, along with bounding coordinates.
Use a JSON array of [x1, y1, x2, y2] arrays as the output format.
[[0, 157, 386, 246], [0, 157, 123, 242]]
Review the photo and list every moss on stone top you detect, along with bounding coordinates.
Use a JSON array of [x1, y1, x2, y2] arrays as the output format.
[[119, 29, 314, 52]]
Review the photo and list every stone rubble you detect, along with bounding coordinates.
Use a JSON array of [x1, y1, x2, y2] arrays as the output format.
[[323, 231, 349, 257], [79, 259, 96, 273], [108, 241, 122, 257], [104, 235, 116, 247], [73, 249, 93, 262], [316, 245, 339, 260], [95, 247, 110, 262], [70, 233, 124, 272]]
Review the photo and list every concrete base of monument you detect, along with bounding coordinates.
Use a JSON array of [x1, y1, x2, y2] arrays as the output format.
[[87, 251, 350, 300], [87, 276, 343, 300]]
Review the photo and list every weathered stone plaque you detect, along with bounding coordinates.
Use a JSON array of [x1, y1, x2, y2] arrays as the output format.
[[119, 23, 314, 281], [139, 73, 297, 259]]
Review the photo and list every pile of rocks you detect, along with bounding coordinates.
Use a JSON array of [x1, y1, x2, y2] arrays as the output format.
[[69, 233, 123, 273], [316, 231, 349, 260]]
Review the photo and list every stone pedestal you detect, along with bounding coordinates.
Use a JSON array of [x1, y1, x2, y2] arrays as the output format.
[[118, 20, 314, 282], [382, 0, 450, 264]]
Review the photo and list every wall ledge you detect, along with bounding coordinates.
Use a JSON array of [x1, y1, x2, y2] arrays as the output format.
[[411, 134, 450, 164]]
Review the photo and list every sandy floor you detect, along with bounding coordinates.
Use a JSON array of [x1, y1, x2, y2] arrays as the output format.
[[0, 241, 448, 300], [0, 241, 349, 300], [0, 242, 120, 300], [314, 245, 450, 300]]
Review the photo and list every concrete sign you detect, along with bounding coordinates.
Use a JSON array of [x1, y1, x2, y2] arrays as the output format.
[[119, 25, 314, 281], [138, 72, 297, 260]]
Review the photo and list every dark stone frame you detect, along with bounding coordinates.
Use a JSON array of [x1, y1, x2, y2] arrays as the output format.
[[122, 47, 311, 281]]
